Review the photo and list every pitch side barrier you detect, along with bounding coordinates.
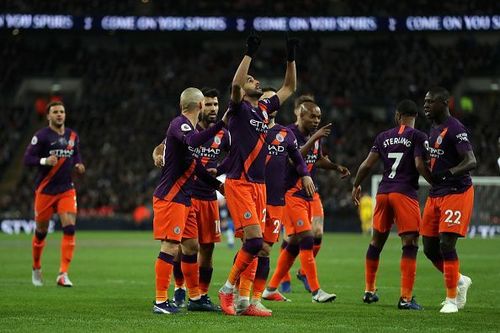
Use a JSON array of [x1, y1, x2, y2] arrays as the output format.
[[1, 14, 500, 32], [371, 176, 500, 238]]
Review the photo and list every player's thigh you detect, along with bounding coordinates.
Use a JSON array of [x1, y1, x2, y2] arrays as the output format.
[[390, 193, 420, 235], [153, 198, 189, 242], [196, 199, 222, 244], [438, 186, 474, 237], [56, 189, 77, 215], [183, 202, 199, 240], [284, 193, 312, 235], [225, 179, 262, 238], [263, 205, 284, 244], [421, 197, 441, 237], [34, 192, 56, 223], [373, 194, 394, 233]]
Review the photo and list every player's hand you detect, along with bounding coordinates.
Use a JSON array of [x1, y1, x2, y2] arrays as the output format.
[[246, 33, 261, 57], [432, 169, 452, 184], [207, 168, 217, 177], [74, 163, 85, 174], [313, 123, 333, 140], [336, 165, 351, 179], [153, 155, 164, 168], [218, 183, 225, 196], [286, 35, 300, 62], [46, 155, 58, 166], [352, 185, 361, 206], [301, 176, 316, 197]]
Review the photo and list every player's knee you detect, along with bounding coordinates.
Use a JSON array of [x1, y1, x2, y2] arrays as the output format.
[[299, 236, 314, 250], [243, 237, 263, 255], [439, 239, 455, 254], [285, 242, 300, 257], [62, 225, 76, 236], [313, 237, 322, 246], [34, 230, 48, 241], [423, 244, 440, 261], [258, 243, 272, 257]]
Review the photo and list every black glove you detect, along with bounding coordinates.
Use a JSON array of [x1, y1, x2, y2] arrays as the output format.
[[286, 37, 300, 62], [245, 34, 261, 57], [432, 169, 453, 184]]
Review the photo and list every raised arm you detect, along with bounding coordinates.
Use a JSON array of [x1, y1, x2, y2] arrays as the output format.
[[352, 152, 379, 205], [276, 38, 298, 104], [317, 155, 350, 178], [231, 35, 261, 103]]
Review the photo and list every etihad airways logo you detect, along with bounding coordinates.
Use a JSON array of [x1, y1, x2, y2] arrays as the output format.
[[268, 144, 285, 156], [427, 147, 445, 158], [49, 149, 74, 158], [189, 146, 221, 159], [249, 119, 269, 133]]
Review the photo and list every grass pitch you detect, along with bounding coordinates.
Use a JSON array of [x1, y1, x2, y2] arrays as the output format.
[[1, 231, 499, 332]]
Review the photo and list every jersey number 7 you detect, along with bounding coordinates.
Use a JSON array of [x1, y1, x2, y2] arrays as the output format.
[[388, 152, 403, 179]]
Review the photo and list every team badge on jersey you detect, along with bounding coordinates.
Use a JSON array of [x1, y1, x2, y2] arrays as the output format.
[[181, 123, 192, 132], [31, 136, 38, 145], [68, 139, 75, 147], [262, 111, 268, 120], [296, 219, 304, 227], [436, 136, 443, 144], [314, 141, 319, 149], [276, 133, 284, 142], [173, 226, 181, 235], [244, 211, 252, 219], [214, 136, 221, 145]]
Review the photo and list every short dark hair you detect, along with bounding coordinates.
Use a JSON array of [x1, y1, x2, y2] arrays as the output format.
[[396, 99, 418, 116], [46, 101, 64, 114], [294, 94, 315, 109], [428, 86, 450, 101], [201, 87, 219, 98], [262, 87, 277, 93]]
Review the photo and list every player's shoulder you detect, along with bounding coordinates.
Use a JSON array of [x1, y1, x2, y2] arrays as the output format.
[[170, 115, 194, 132], [65, 127, 79, 136], [447, 116, 468, 132], [31, 127, 51, 142]]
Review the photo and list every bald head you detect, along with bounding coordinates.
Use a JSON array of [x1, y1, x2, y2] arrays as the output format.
[[180, 87, 204, 111]]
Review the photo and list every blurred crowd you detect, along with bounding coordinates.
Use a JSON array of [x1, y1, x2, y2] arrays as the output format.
[[2, 0, 499, 16], [0, 31, 499, 219]]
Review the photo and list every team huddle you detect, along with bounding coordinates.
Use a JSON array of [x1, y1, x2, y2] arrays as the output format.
[[24, 36, 476, 316]]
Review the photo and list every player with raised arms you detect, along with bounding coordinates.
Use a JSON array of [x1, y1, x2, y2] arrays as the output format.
[[217, 34, 298, 316]]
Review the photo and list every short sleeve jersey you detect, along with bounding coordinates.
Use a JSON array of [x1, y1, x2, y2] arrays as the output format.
[[428, 116, 473, 197], [371, 125, 428, 199], [24, 127, 82, 195], [224, 95, 280, 183]]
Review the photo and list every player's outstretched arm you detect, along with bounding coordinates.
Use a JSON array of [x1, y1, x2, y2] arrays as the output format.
[[152, 143, 165, 168], [317, 155, 351, 178], [299, 123, 332, 157], [231, 34, 261, 103], [352, 152, 379, 205], [415, 156, 432, 185], [276, 37, 298, 104]]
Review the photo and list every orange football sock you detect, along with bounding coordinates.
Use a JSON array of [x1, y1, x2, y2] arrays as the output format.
[[268, 243, 299, 289], [400, 245, 418, 301], [60, 234, 75, 273], [32, 231, 47, 269], [228, 242, 259, 285], [443, 250, 459, 299], [156, 252, 174, 302], [181, 254, 200, 300], [252, 256, 270, 301], [299, 249, 320, 293], [239, 258, 257, 298], [298, 238, 321, 276]]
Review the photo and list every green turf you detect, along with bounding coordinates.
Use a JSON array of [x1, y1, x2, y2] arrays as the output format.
[[1, 231, 499, 332]]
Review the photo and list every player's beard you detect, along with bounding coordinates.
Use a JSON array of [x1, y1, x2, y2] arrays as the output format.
[[246, 89, 263, 99], [202, 113, 217, 125]]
